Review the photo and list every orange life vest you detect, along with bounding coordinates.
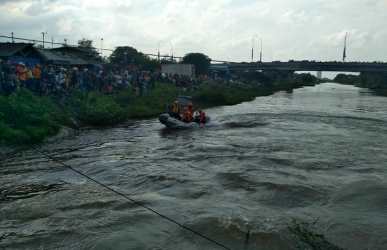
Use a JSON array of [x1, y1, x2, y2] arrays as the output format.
[[32, 66, 42, 79], [172, 102, 180, 113], [183, 110, 193, 123]]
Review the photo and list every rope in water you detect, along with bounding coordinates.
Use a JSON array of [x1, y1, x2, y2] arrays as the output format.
[[34, 146, 233, 250]]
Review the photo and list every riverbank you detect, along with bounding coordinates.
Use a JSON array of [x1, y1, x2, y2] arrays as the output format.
[[359, 72, 387, 89], [2, 83, 381, 250], [0, 76, 320, 147], [332, 72, 387, 90]]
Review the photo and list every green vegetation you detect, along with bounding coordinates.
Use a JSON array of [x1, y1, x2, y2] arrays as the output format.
[[0, 84, 180, 145], [0, 76, 320, 146], [331, 72, 387, 90], [334, 74, 360, 85], [103, 83, 180, 119], [359, 72, 387, 89], [0, 89, 66, 145], [109, 46, 160, 71], [67, 91, 127, 126], [192, 84, 274, 107], [182, 53, 212, 76], [239, 71, 320, 89]]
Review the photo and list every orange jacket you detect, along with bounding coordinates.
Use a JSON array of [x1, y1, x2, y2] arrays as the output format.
[[172, 102, 180, 113], [183, 110, 193, 122], [32, 66, 42, 79]]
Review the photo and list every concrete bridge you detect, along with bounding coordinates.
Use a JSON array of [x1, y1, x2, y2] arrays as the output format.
[[211, 61, 387, 73]]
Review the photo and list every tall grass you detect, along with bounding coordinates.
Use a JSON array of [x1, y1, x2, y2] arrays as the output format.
[[68, 91, 126, 126], [1, 79, 316, 145], [123, 83, 179, 118], [0, 89, 63, 145]]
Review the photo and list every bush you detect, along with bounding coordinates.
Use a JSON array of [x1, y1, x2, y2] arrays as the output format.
[[334, 74, 360, 85], [0, 89, 62, 145], [1, 79, 311, 146], [125, 83, 179, 118], [68, 91, 126, 126], [192, 85, 259, 107]]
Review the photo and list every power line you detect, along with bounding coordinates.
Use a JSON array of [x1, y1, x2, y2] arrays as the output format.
[[0, 34, 181, 59], [0, 34, 233, 63], [0, 35, 173, 57], [33, 147, 233, 250]]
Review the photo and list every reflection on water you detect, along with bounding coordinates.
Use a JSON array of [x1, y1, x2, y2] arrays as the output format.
[[1, 83, 387, 250]]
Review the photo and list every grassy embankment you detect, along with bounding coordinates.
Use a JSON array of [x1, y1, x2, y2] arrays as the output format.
[[359, 72, 387, 89], [333, 74, 361, 85], [0, 90, 69, 145], [0, 76, 319, 146], [333, 72, 387, 91]]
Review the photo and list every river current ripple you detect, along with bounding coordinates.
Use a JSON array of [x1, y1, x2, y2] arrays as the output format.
[[1, 83, 387, 249]]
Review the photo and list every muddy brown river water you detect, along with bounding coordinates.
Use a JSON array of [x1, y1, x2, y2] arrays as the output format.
[[1, 83, 387, 250]]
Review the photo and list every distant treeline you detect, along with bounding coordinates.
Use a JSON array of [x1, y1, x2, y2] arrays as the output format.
[[238, 71, 320, 89], [334, 74, 361, 85], [359, 72, 387, 89], [333, 72, 387, 89]]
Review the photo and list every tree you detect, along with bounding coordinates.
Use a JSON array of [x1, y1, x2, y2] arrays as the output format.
[[78, 39, 93, 49], [182, 53, 211, 76], [109, 46, 141, 65], [77, 38, 100, 60], [334, 73, 360, 85], [109, 46, 160, 70]]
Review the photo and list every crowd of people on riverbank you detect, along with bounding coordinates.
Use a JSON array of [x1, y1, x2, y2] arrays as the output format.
[[0, 60, 198, 96]]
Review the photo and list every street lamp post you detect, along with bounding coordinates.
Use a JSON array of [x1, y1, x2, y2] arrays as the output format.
[[170, 41, 174, 62], [41, 32, 47, 48], [158, 42, 161, 62], [100, 38, 104, 55], [251, 35, 259, 62], [259, 38, 263, 63], [343, 32, 348, 62], [251, 37, 254, 62]]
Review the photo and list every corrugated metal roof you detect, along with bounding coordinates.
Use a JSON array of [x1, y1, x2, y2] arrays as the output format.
[[51, 46, 102, 64], [0, 43, 34, 57], [37, 49, 89, 65], [0, 43, 101, 65]]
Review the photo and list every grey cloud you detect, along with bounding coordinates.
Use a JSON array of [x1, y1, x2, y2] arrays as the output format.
[[0, 0, 386, 62]]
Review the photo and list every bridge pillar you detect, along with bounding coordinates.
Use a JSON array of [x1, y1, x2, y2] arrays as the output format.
[[316, 71, 322, 79]]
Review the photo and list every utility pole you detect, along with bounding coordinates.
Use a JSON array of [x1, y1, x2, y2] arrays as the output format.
[[41, 32, 47, 48], [259, 38, 263, 63], [100, 38, 104, 55], [157, 42, 161, 62], [170, 41, 174, 62], [343, 32, 348, 62], [251, 38, 255, 62], [11, 32, 14, 43], [64, 38, 67, 46], [51, 37, 54, 48]]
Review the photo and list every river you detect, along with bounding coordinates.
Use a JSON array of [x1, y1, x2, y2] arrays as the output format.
[[1, 83, 387, 250]]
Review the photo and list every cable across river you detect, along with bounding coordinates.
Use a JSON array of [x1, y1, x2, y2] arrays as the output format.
[[33, 146, 233, 250]]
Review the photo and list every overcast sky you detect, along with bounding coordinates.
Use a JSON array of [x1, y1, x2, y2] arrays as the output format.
[[0, 0, 386, 62]]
